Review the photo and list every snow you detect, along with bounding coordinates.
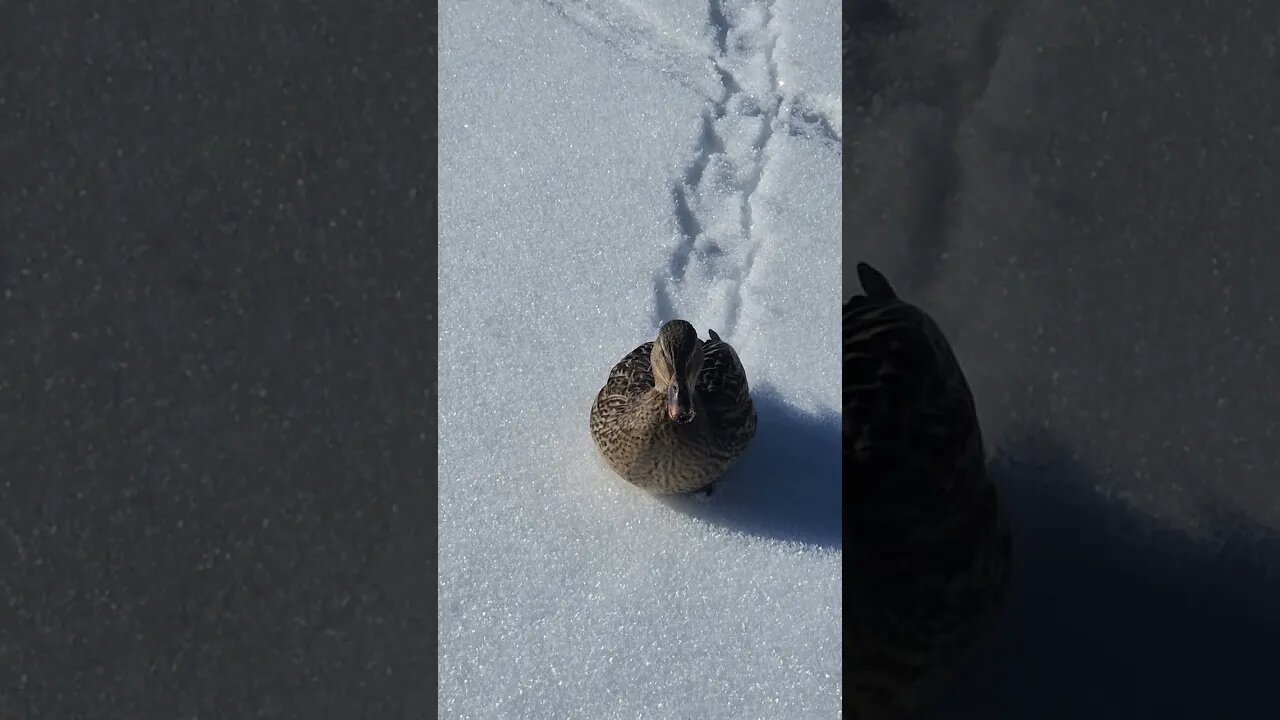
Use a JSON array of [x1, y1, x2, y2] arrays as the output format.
[[438, 1, 841, 718]]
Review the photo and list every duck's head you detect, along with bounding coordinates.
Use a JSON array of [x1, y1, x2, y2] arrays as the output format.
[[651, 319, 704, 424]]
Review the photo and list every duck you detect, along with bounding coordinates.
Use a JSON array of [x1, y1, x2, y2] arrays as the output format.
[[845, 262, 1012, 720], [589, 319, 758, 495]]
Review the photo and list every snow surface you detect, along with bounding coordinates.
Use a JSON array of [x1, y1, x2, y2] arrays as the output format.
[[439, 1, 842, 718]]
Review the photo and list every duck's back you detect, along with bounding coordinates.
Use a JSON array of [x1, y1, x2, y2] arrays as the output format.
[[844, 263, 1011, 719]]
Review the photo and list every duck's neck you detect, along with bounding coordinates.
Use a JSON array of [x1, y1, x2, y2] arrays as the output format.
[[629, 389, 668, 434]]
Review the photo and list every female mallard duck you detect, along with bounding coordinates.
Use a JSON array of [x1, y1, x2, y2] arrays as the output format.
[[590, 319, 757, 495], [845, 263, 1012, 720]]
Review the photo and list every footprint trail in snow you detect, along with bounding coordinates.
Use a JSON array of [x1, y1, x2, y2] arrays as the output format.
[[544, 0, 842, 393], [651, 0, 839, 355]]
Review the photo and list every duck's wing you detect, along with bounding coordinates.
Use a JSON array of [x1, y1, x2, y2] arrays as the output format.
[[598, 341, 654, 402], [844, 263, 984, 503], [699, 330, 756, 437]]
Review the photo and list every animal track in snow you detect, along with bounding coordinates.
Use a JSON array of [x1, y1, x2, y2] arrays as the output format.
[[543, 0, 838, 340], [653, 0, 789, 341]]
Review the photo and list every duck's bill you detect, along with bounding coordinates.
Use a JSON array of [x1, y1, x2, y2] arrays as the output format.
[[666, 384, 696, 424]]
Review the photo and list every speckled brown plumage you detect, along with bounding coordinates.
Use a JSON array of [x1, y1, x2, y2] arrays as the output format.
[[590, 320, 757, 495], [846, 263, 1012, 720]]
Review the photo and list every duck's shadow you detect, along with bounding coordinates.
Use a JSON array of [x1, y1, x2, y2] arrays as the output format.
[[659, 388, 842, 549], [925, 431, 1280, 719]]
